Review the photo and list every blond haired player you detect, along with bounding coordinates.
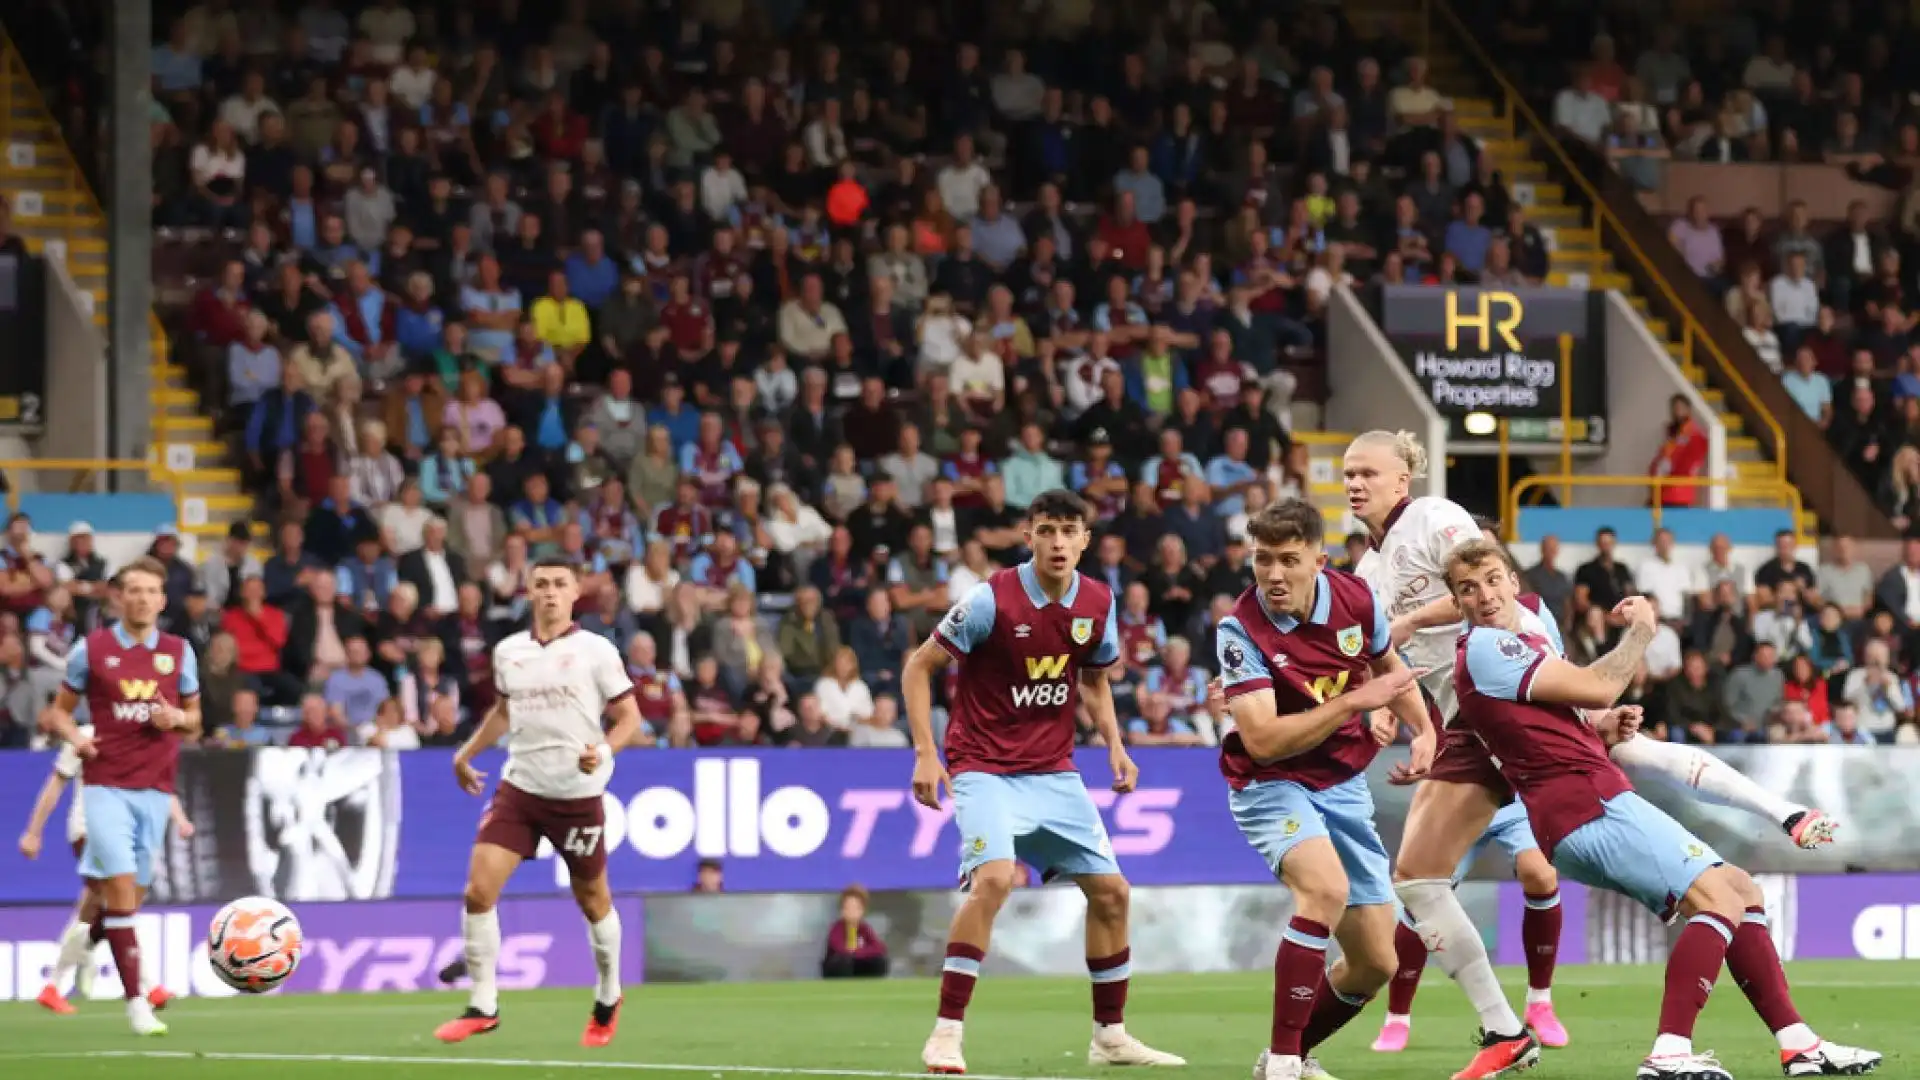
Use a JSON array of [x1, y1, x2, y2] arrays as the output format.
[[18, 726, 191, 1013], [1344, 430, 1838, 1079], [436, 557, 645, 1049]]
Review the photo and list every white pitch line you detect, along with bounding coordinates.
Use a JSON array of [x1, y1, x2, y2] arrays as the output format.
[[1, 1050, 1109, 1080]]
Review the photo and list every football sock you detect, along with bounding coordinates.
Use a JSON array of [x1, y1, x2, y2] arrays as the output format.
[[1523, 890, 1562, 995], [462, 910, 501, 1015], [100, 911, 141, 1002], [1610, 737, 1803, 826], [937, 943, 985, 1024], [1386, 913, 1428, 1017], [587, 910, 622, 1008], [1725, 907, 1806, 1041], [1301, 971, 1372, 1053], [1657, 913, 1733, 1044], [1088, 948, 1130, 1029], [1270, 918, 1329, 1055], [51, 919, 92, 992], [1394, 879, 1522, 1036]]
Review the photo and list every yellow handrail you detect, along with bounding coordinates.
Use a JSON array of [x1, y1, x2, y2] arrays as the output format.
[[0, 459, 187, 529], [1504, 474, 1805, 542], [1425, 0, 1788, 487]]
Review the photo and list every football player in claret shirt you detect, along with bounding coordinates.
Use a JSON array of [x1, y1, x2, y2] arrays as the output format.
[[1345, 430, 1838, 1067], [40, 557, 201, 1037], [902, 489, 1184, 1075], [1210, 499, 1435, 1080], [1443, 541, 1880, 1080]]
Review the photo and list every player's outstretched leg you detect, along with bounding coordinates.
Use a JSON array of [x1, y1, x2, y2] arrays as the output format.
[[572, 867, 624, 1048], [38, 895, 96, 1015], [1722, 895, 1880, 1076], [1371, 912, 1427, 1052], [1078, 873, 1184, 1067], [1514, 852, 1567, 1048], [922, 859, 1012, 1074], [1393, 780, 1534, 1080], [435, 843, 519, 1044], [1609, 737, 1838, 849], [1258, 836, 1353, 1080]]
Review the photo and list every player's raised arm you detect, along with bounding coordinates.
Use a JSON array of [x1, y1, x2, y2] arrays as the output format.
[[1215, 615, 1417, 763], [1466, 597, 1656, 711]]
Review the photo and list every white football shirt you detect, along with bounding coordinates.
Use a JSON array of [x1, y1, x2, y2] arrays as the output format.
[[54, 724, 91, 843], [493, 629, 635, 800], [1354, 496, 1480, 720]]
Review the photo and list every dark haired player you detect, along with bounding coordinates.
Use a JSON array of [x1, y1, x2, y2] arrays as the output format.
[[40, 557, 201, 1037], [1210, 499, 1436, 1080], [438, 558, 645, 1049], [904, 489, 1184, 1073], [1444, 540, 1878, 1080]]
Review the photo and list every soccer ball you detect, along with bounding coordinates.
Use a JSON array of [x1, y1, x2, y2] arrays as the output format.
[[207, 896, 304, 993]]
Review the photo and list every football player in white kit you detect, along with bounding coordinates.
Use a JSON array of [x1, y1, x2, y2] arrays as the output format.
[[1344, 431, 1840, 1080], [17, 725, 191, 1014], [438, 557, 646, 1049]]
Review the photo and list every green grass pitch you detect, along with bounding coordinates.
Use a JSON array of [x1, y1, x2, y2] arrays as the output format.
[[0, 961, 1908, 1079]]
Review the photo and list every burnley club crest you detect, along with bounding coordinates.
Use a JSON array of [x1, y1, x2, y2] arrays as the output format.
[[1336, 626, 1364, 657], [154, 654, 175, 675], [1070, 617, 1094, 645]]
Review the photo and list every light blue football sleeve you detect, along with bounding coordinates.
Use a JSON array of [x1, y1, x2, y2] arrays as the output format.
[[935, 581, 998, 655], [62, 639, 90, 694], [1463, 629, 1546, 703], [1215, 616, 1271, 696], [177, 644, 201, 698], [24, 608, 50, 634], [1366, 584, 1393, 659], [1089, 594, 1121, 667]]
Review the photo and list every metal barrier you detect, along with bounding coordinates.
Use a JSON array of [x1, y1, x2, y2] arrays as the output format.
[[1423, 0, 1788, 487], [0, 458, 185, 523], [1504, 473, 1805, 541]]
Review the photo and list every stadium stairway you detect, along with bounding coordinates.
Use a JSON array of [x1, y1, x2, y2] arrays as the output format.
[[0, 39, 261, 550], [1346, 2, 1816, 539]]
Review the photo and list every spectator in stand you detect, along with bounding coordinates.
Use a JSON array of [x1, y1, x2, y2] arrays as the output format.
[[288, 692, 350, 750], [1572, 526, 1635, 621], [1843, 640, 1911, 742], [813, 645, 875, 732], [821, 885, 890, 979], [1650, 394, 1709, 508], [1723, 641, 1785, 741]]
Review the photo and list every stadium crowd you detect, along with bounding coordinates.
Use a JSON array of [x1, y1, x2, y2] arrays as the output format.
[[0, 0, 1914, 752], [1507, 0, 1920, 525]]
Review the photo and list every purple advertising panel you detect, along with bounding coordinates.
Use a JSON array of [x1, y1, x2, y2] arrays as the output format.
[[1496, 873, 1920, 964], [0, 895, 642, 1002], [0, 748, 1272, 902]]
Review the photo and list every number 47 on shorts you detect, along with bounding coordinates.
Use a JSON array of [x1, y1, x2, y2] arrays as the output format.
[[563, 826, 603, 856]]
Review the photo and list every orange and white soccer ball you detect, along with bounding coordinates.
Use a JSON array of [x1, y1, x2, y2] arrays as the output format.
[[207, 896, 304, 993]]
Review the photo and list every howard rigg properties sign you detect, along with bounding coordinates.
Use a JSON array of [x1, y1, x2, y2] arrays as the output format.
[[1376, 285, 1608, 445]]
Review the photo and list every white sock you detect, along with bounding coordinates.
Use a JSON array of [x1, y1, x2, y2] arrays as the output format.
[[587, 910, 622, 1007], [1526, 987, 1552, 1006], [1775, 1022, 1817, 1051], [462, 910, 501, 1015], [1395, 879, 1523, 1036], [1611, 737, 1803, 826], [1385, 1012, 1411, 1025], [934, 1017, 963, 1035], [50, 921, 92, 992], [1651, 1033, 1692, 1058]]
